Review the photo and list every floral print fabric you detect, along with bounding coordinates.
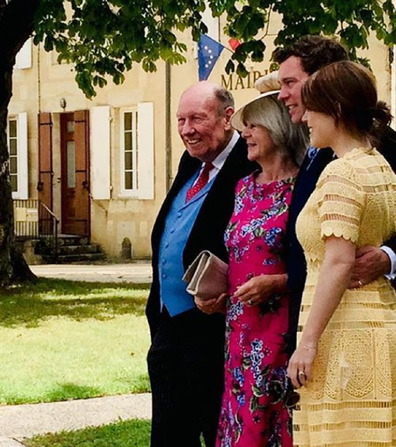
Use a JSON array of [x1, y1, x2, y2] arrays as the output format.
[[216, 173, 295, 447]]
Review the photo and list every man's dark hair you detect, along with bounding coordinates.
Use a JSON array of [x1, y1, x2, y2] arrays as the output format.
[[273, 35, 349, 75]]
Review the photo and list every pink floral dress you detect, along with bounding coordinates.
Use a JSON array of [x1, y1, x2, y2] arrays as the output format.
[[216, 173, 295, 447]]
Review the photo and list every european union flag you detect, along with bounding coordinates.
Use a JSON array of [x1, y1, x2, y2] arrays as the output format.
[[198, 34, 225, 81]]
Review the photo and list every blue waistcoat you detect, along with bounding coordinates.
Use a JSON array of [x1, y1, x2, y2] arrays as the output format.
[[158, 172, 214, 316]]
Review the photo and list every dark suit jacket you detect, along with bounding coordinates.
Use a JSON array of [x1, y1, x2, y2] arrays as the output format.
[[285, 126, 396, 355], [146, 137, 256, 339]]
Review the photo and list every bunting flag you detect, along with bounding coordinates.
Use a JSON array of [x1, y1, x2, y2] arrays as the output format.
[[198, 34, 225, 81], [228, 38, 241, 51]]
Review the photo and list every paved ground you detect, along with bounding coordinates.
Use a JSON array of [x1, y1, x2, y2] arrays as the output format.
[[30, 262, 152, 284], [0, 394, 151, 444], [0, 262, 153, 446]]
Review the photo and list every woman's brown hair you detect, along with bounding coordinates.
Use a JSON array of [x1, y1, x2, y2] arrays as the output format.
[[302, 61, 392, 140]]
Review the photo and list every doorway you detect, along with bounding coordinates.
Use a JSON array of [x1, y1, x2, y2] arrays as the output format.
[[60, 111, 90, 236]]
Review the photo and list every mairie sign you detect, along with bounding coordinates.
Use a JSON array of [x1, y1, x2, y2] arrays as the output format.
[[221, 70, 269, 90]]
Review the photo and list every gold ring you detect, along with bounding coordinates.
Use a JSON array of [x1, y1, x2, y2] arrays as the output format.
[[358, 280, 363, 287], [298, 370, 306, 377]]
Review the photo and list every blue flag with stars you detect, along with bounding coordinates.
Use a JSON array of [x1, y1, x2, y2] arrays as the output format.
[[198, 34, 225, 81]]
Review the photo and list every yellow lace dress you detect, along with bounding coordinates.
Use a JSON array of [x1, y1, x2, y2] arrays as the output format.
[[294, 148, 396, 447]]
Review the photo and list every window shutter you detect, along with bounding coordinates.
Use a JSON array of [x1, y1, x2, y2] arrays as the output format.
[[91, 106, 111, 199], [38, 113, 53, 210], [15, 38, 32, 70], [137, 102, 154, 200], [15, 113, 28, 199], [202, 5, 219, 41]]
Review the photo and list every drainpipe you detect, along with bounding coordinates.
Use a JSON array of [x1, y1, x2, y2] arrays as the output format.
[[37, 43, 41, 114], [165, 61, 172, 191]]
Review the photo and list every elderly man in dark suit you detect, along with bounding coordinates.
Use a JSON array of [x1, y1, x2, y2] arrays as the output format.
[[146, 81, 256, 447]]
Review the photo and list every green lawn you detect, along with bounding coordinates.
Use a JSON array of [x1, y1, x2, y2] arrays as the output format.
[[25, 419, 151, 447], [0, 279, 151, 404]]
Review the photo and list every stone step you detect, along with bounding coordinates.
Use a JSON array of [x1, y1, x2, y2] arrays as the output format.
[[42, 252, 106, 264], [57, 235, 89, 246], [35, 243, 101, 256], [57, 244, 101, 255]]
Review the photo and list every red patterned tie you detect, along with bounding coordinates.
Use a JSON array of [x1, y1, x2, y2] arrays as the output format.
[[186, 162, 214, 202]]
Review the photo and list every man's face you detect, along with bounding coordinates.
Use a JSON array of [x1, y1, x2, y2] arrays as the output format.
[[177, 89, 233, 163], [278, 56, 310, 124]]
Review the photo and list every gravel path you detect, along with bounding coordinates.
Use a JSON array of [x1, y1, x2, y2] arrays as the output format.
[[30, 263, 152, 284]]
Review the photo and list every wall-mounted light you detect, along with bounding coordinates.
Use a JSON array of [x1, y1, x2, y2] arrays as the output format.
[[60, 98, 67, 110]]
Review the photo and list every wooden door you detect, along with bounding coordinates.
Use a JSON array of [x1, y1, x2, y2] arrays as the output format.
[[60, 111, 90, 236]]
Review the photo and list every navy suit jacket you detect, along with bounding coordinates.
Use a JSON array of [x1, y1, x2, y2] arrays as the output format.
[[146, 137, 257, 339]]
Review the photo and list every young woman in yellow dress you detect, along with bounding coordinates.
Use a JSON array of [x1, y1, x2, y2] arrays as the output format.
[[287, 60, 396, 446]]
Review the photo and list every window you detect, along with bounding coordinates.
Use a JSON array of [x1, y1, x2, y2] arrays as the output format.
[[7, 113, 28, 199], [8, 118, 18, 192], [123, 109, 139, 191], [120, 103, 154, 199]]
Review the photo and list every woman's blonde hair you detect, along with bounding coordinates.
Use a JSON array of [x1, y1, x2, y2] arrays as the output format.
[[241, 95, 308, 165]]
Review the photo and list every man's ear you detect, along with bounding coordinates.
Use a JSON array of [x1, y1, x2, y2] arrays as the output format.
[[224, 106, 234, 130]]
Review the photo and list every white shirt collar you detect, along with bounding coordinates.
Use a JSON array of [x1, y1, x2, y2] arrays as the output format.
[[192, 131, 240, 186], [211, 130, 239, 171]]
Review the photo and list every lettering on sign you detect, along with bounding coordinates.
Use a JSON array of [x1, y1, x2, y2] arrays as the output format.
[[221, 70, 269, 90]]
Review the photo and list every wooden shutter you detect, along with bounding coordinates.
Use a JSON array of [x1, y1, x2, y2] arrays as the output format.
[[38, 112, 53, 210], [74, 110, 90, 236]]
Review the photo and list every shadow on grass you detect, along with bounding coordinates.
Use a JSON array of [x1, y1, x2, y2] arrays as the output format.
[[5, 383, 104, 405], [0, 278, 150, 328], [113, 373, 151, 394], [2, 374, 151, 405]]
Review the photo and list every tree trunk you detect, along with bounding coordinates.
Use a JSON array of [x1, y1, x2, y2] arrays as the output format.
[[0, 0, 40, 284], [0, 63, 35, 283]]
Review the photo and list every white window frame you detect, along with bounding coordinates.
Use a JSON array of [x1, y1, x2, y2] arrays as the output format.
[[120, 108, 139, 196], [119, 103, 154, 200], [8, 113, 28, 199]]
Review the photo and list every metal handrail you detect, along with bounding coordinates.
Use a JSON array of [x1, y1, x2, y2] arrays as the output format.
[[13, 199, 59, 261], [38, 201, 59, 260]]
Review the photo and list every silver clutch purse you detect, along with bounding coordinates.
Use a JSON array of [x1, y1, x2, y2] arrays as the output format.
[[182, 250, 228, 300]]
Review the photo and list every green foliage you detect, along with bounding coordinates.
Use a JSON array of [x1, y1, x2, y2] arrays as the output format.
[[33, 0, 209, 98], [29, 0, 396, 96], [26, 419, 151, 447]]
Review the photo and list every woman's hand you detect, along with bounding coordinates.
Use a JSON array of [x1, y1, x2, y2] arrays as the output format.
[[287, 344, 317, 389], [195, 293, 228, 314], [234, 274, 286, 306]]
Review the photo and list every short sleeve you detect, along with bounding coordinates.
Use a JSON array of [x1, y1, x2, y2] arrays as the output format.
[[316, 159, 365, 243]]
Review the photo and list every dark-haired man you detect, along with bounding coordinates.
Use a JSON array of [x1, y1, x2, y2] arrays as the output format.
[[271, 35, 396, 354], [146, 81, 256, 447]]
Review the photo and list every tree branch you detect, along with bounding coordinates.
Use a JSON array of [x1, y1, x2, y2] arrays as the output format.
[[0, 0, 40, 64]]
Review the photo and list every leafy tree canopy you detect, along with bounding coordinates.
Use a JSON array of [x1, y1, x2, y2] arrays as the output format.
[[31, 0, 396, 98]]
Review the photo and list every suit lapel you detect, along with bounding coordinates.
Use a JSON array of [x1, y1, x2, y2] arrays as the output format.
[[151, 152, 201, 256]]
